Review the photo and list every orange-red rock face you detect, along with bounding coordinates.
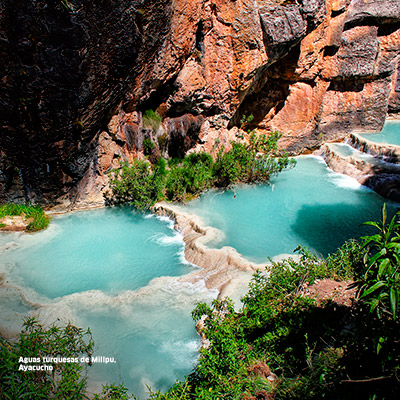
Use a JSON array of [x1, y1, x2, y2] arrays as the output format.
[[138, 0, 400, 154], [1, 0, 400, 205]]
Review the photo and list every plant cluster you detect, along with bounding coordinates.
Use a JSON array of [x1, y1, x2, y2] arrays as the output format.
[[107, 159, 165, 211], [108, 131, 295, 210], [355, 204, 400, 320], [0, 318, 131, 400], [0, 203, 50, 231], [0, 318, 93, 399]]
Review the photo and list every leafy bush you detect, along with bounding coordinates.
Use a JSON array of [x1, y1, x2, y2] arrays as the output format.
[[108, 160, 164, 211], [213, 131, 295, 187], [0, 203, 50, 232], [355, 204, 400, 319], [176, 246, 357, 400], [0, 318, 94, 399], [155, 228, 400, 400], [0, 318, 132, 400], [165, 153, 213, 202], [108, 131, 295, 209], [143, 138, 156, 156]]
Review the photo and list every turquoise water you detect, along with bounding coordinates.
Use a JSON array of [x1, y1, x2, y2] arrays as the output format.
[[3, 207, 191, 299], [181, 156, 397, 262], [359, 120, 400, 145], [0, 208, 212, 398], [0, 156, 398, 397]]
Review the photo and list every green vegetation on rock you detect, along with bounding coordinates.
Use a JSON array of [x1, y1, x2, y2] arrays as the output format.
[[154, 209, 400, 400], [142, 109, 162, 133], [107, 159, 165, 211], [0, 203, 50, 232], [108, 131, 295, 210], [0, 318, 128, 400]]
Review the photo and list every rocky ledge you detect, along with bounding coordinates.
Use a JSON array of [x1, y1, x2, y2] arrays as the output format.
[[153, 202, 266, 293], [318, 139, 400, 201], [0, 215, 33, 232], [1, 0, 400, 207]]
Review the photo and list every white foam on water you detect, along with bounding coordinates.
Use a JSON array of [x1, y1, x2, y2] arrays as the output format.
[[298, 154, 326, 163], [3, 222, 62, 254], [160, 339, 200, 366], [0, 241, 20, 253], [0, 207, 250, 397], [154, 214, 175, 229], [13, 273, 218, 334], [0, 286, 35, 338], [0, 231, 22, 247], [150, 231, 184, 246], [326, 169, 363, 190], [177, 248, 199, 267]]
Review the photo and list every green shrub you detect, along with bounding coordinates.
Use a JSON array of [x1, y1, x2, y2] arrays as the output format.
[[108, 160, 164, 211], [0, 318, 93, 399], [157, 230, 400, 400], [0, 203, 50, 232], [143, 138, 156, 156], [108, 131, 295, 209], [1, 318, 132, 400], [355, 204, 400, 320], [213, 131, 295, 187], [165, 153, 213, 202]]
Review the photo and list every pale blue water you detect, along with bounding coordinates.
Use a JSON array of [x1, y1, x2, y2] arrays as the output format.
[[0, 156, 398, 398], [181, 156, 398, 262], [359, 120, 400, 145], [0, 208, 208, 398], [4, 207, 191, 299]]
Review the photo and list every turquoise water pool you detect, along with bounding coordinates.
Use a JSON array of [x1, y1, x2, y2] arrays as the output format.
[[359, 120, 400, 145], [180, 156, 397, 262], [0, 208, 211, 398], [3, 207, 192, 299], [0, 156, 397, 398]]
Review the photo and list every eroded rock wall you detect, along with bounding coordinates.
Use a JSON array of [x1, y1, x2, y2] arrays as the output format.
[[1, 0, 399, 207], [0, 0, 175, 205]]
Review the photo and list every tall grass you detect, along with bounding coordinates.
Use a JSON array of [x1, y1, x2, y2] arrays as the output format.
[[0, 203, 50, 232]]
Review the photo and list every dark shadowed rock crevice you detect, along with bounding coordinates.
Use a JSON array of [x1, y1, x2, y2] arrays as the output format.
[[0, 0, 174, 204]]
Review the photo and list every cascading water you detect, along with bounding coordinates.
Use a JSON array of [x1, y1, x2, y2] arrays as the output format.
[[359, 120, 400, 145], [0, 208, 217, 398]]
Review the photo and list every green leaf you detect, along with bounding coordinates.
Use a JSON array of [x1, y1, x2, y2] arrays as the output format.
[[390, 287, 398, 319], [367, 248, 387, 267], [361, 281, 386, 298], [361, 234, 382, 248], [386, 242, 400, 251], [369, 297, 380, 313], [362, 221, 381, 229], [377, 258, 390, 278], [377, 336, 386, 355]]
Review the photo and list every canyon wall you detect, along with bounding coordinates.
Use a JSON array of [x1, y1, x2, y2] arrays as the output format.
[[1, 0, 399, 207]]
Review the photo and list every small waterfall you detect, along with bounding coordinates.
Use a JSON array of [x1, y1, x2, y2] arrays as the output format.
[[319, 121, 400, 202]]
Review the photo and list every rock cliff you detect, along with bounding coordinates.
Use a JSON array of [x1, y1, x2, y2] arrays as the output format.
[[1, 0, 399, 207]]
